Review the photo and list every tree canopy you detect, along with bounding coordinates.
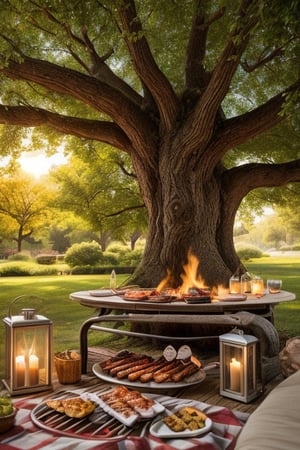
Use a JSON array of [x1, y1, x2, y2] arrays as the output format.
[[0, 0, 299, 290], [0, 172, 52, 251]]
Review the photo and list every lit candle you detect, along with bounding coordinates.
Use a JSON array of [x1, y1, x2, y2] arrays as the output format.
[[230, 279, 241, 294], [29, 354, 39, 385], [230, 357, 241, 391], [16, 355, 25, 387], [251, 278, 264, 295]]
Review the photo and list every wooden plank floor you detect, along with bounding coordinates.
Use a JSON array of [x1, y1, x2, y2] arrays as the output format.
[[85, 342, 284, 416]]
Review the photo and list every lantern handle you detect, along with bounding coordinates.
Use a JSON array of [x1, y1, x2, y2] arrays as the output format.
[[8, 295, 44, 318], [230, 326, 244, 336]]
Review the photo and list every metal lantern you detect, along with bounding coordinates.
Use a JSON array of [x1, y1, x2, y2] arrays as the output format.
[[2, 296, 53, 395], [219, 329, 260, 403]]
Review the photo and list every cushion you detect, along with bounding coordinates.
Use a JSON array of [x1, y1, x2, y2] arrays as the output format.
[[235, 369, 300, 449]]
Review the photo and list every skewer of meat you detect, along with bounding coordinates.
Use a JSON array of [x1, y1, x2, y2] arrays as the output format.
[[127, 357, 167, 382], [153, 360, 183, 383], [101, 353, 144, 372], [171, 362, 199, 382], [109, 356, 153, 376], [116, 359, 158, 379]]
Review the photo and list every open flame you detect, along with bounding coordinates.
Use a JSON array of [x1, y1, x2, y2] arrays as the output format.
[[157, 249, 207, 295]]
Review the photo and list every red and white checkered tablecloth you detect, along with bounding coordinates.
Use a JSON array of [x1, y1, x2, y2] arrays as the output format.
[[0, 387, 247, 449]]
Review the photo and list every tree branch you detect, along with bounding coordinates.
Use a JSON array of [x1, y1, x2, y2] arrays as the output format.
[[241, 36, 296, 73], [214, 80, 300, 154], [1, 56, 157, 154], [185, 2, 225, 89], [115, 0, 180, 132], [103, 203, 145, 218], [183, 0, 259, 152], [0, 104, 132, 152], [222, 159, 300, 207]]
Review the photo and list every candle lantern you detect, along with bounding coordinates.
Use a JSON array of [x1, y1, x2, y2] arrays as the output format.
[[2, 296, 53, 395], [219, 329, 260, 403]]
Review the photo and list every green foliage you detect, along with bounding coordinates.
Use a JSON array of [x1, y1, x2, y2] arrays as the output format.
[[236, 244, 263, 260], [119, 249, 143, 266], [0, 172, 53, 251], [64, 241, 102, 267], [51, 152, 146, 248], [7, 253, 30, 261], [0, 261, 59, 276], [36, 255, 57, 265], [102, 251, 119, 265], [107, 243, 131, 256], [70, 265, 134, 275]]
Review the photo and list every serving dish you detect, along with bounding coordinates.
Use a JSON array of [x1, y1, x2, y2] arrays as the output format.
[[150, 416, 212, 438], [92, 363, 206, 390], [216, 294, 247, 302], [94, 386, 165, 427], [89, 289, 116, 297]]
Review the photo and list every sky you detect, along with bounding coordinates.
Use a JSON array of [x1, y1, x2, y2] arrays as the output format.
[[18, 151, 68, 178]]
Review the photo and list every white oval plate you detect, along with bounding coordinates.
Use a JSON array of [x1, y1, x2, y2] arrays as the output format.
[[89, 289, 115, 297], [92, 363, 206, 390], [150, 416, 212, 438]]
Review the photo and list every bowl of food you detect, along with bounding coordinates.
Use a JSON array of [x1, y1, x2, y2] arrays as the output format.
[[0, 391, 17, 433]]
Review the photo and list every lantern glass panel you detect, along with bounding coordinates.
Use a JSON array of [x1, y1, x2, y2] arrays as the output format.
[[223, 344, 244, 393], [12, 324, 50, 390], [220, 331, 260, 403]]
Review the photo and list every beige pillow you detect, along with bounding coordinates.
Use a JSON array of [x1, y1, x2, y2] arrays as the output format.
[[235, 369, 300, 449]]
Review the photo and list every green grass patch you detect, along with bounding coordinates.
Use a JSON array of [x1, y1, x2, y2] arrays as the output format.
[[246, 257, 300, 338]]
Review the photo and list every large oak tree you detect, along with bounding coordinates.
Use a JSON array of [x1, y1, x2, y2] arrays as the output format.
[[0, 0, 299, 290]]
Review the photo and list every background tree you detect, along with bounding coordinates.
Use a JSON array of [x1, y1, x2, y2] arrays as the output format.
[[0, 1, 299, 289], [0, 172, 52, 252], [52, 149, 146, 251]]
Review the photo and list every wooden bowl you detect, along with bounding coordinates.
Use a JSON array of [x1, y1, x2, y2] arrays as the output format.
[[0, 407, 17, 433]]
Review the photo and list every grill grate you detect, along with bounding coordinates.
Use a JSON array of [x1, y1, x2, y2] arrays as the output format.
[[31, 387, 135, 440]]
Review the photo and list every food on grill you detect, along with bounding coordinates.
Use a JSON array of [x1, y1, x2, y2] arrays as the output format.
[[97, 386, 165, 425], [46, 397, 96, 418], [163, 406, 207, 432], [100, 349, 201, 383], [123, 290, 157, 300]]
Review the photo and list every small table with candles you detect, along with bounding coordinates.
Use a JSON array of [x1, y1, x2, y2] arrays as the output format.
[[70, 289, 295, 375]]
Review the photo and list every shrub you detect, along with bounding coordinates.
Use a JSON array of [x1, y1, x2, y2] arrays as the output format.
[[8, 253, 30, 262], [36, 255, 57, 265], [65, 242, 102, 267], [106, 243, 129, 256], [119, 249, 143, 266], [102, 251, 119, 265], [279, 245, 293, 251], [0, 262, 59, 276], [292, 244, 300, 251], [236, 244, 263, 260]]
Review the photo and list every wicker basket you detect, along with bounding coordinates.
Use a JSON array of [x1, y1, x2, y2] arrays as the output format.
[[54, 351, 81, 384]]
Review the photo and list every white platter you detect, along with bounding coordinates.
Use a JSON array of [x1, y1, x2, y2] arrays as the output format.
[[150, 416, 212, 438], [92, 363, 206, 390], [89, 289, 115, 297], [93, 388, 165, 427]]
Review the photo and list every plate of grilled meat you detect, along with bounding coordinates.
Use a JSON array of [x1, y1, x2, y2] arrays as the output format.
[[93, 348, 205, 389]]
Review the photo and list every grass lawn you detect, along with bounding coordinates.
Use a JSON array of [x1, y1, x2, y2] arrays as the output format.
[[0, 257, 299, 380], [246, 257, 300, 338]]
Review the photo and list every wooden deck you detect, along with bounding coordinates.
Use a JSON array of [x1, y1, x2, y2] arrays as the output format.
[[85, 343, 284, 416]]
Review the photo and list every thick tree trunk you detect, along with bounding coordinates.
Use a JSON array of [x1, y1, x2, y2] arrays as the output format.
[[129, 138, 238, 291]]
